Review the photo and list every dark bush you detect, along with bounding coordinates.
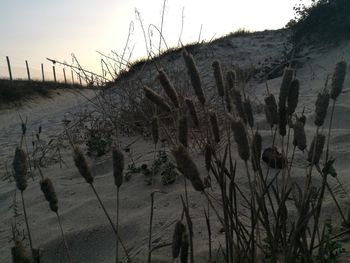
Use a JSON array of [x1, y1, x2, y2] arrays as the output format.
[[286, 0, 350, 44]]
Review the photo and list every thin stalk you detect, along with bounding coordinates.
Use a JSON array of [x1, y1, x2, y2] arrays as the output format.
[[309, 172, 327, 252], [305, 126, 320, 192], [204, 209, 212, 260], [244, 161, 255, 263], [116, 187, 120, 263], [181, 195, 194, 263], [288, 146, 297, 172], [21, 191, 35, 263], [152, 145, 157, 185], [56, 211, 73, 263], [325, 100, 336, 162], [314, 167, 347, 223], [90, 184, 131, 261], [147, 193, 155, 263]]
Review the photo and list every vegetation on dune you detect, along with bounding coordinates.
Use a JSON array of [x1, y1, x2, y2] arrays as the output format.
[[0, 79, 84, 105], [287, 0, 350, 44], [5, 1, 350, 262]]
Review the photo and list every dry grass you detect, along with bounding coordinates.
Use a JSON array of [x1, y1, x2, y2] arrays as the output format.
[[6, 43, 349, 263]]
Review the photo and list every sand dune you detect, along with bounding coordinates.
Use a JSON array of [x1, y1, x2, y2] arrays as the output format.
[[1, 30, 350, 262]]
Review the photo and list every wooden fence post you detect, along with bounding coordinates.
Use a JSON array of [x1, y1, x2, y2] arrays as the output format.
[[53, 66, 57, 83], [63, 68, 67, 84], [6, 56, 13, 81], [71, 70, 74, 85], [78, 73, 82, 85], [25, 60, 31, 80], [41, 63, 45, 82]]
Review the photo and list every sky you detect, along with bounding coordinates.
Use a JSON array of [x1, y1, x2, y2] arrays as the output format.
[[0, 0, 310, 81]]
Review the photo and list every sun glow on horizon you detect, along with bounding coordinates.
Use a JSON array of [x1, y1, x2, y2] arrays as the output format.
[[0, 0, 308, 80]]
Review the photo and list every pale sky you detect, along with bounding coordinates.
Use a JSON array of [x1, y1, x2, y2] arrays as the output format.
[[0, 0, 310, 81]]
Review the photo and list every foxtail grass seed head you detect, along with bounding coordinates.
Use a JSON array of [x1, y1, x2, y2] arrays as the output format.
[[279, 106, 287, 136], [13, 147, 27, 191], [212, 61, 225, 97], [231, 120, 250, 161], [287, 79, 300, 115], [232, 89, 247, 124], [73, 145, 94, 184], [172, 221, 186, 259], [205, 143, 212, 172], [185, 98, 199, 127], [293, 119, 307, 151], [171, 144, 204, 191], [264, 94, 278, 127], [158, 69, 180, 108], [112, 146, 124, 188], [143, 86, 172, 113], [308, 134, 326, 164], [40, 177, 58, 212], [180, 232, 189, 263], [244, 98, 254, 128], [12, 240, 30, 263], [178, 115, 188, 147], [151, 117, 159, 145], [314, 89, 330, 127], [182, 50, 206, 105], [279, 68, 294, 108], [209, 110, 220, 143], [331, 61, 347, 100], [251, 131, 262, 172]]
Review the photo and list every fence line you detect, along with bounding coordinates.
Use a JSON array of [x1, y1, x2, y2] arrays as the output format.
[[0, 56, 92, 86]]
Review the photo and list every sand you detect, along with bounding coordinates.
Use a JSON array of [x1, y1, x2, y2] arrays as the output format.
[[1, 30, 350, 262]]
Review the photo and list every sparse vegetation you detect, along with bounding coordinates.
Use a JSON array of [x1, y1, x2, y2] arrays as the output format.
[[3, 2, 350, 263], [0, 79, 84, 105]]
